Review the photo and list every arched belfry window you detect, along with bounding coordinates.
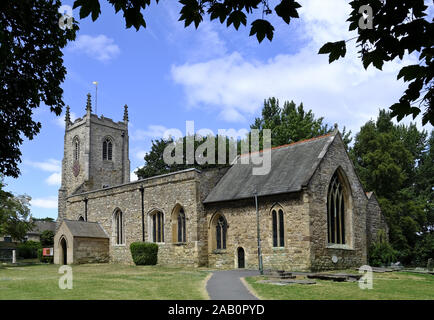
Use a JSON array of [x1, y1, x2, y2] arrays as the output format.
[[177, 208, 186, 243], [152, 211, 164, 243], [216, 215, 227, 250], [103, 138, 113, 161], [114, 209, 124, 245], [73, 137, 80, 161], [272, 208, 284, 247], [327, 170, 347, 244]]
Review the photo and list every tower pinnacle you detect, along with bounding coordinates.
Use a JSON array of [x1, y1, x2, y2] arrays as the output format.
[[123, 104, 129, 123], [86, 93, 92, 113], [65, 105, 71, 128]]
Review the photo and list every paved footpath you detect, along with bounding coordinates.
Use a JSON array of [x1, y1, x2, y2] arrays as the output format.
[[206, 270, 260, 300]]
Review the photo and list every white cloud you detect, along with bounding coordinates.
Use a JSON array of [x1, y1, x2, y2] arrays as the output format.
[[69, 34, 120, 62], [163, 2, 227, 62], [170, 0, 421, 132], [30, 196, 58, 209], [130, 170, 139, 182], [45, 173, 61, 186], [25, 159, 61, 172], [131, 125, 169, 141], [24, 159, 62, 186]]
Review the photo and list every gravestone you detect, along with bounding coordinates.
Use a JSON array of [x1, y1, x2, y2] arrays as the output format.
[[427, 258, 433, 271]]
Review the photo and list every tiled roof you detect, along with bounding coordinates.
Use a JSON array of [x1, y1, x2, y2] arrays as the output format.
[[204, 132, 337, 203]]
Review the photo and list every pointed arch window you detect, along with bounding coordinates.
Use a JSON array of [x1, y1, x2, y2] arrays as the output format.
[[103, 138, 113, 161], [327, 171, 346, 244], [216, 216, 227, 250], [114, 209, 124, 245], [177, 208, 186, 243], [152, 211, 164, 243], [272, 208, 284, 247]]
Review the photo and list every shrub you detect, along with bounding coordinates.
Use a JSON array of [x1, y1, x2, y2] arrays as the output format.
[[40, 230, 54, 246], [17, 241, 41, 259], [369, 231, 398, 267], [37, 248, 54, 264], [130, 242, 158, 265]]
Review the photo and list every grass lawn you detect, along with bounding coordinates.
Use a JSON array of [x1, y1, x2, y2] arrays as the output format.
[[245, 271, 434, 300], [0, 263, 211, 300]]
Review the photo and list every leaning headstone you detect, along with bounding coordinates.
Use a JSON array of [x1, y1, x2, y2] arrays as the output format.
[[12, 250, 16, 264], [427, 258, 433, 271]]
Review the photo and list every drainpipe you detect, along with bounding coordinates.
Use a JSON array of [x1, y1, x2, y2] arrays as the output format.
[[140, 186, 145, 242], [255, 190, 263, 275]]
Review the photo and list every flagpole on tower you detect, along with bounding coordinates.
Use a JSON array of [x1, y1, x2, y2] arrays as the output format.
[[92, 81, 98, 114]]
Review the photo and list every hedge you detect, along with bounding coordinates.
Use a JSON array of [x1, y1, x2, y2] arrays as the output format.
[[130, 242, 158, 265], [37, 248, 54, 264], [17, 241, 41, 259]]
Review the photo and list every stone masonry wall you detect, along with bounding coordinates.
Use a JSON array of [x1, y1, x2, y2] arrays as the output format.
[[65, 169, 207, 266], [204, 192, 312, 271], [88, 115, 130, 190], [307, 133, 368, 271], [74, 237, 109, 264], [366, 194, 389, 248], [196, 167, 231, 266]]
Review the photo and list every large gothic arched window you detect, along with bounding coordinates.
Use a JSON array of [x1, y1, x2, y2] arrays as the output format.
[[103, 138, 113, 161], [327, 170, 347, 244]]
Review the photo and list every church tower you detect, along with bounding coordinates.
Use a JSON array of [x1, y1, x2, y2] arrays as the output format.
[[57, 94, 130, 220]]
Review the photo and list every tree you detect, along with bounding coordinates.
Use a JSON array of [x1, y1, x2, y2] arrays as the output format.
[[0, 0, 78, 177], [0, 176, 34, 241], [250, 98, 333, 149], [137, 97, 350, 179], [350, 110, 432, 265], [136, 135, 237, 179], [73, 0, 433, 126], [40, 230, 54, 246]]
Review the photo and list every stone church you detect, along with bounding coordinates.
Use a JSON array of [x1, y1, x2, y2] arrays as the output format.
[[54, 95, 388, 271]]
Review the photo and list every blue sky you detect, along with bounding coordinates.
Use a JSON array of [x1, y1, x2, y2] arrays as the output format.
[[4, 0, 432, 219]]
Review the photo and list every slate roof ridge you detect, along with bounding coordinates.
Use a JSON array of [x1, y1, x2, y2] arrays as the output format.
[[204, 130, 339, 204], [238, 131, 335, 159], [62, 219, 109, 238], [63, 219, 99, 224], [300, 131, 338, 188]]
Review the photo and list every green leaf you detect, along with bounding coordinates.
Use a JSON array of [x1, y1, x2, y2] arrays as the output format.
[[397, 65, 426, 82], [249, 19, 274, 43], [179, 0, 203, 29], [227, 10, 247, 30], [275, 0, 301, 24], [74, 0, 101, 21], [209, 3, 230, 24], [318, 41, 346, 63]]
